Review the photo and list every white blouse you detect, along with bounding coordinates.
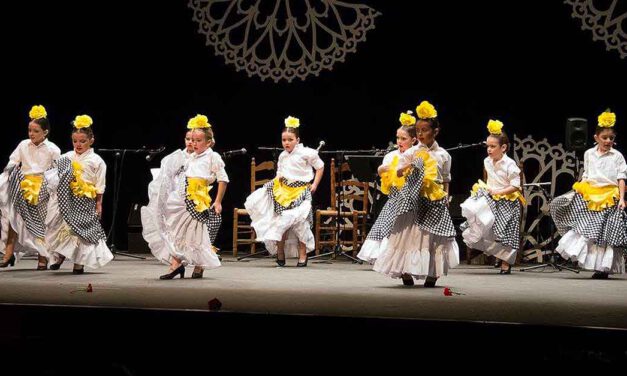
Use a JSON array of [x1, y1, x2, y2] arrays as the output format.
[[64, 149, 107, 194], [277, 143, 324, 182], [7, 139, 61, 175], [185, 148, 229, 184], [382, 149, 402, 167], [582, 147, 627, 187], [398, 141, 452, 183], [484, 154, 521, 190]]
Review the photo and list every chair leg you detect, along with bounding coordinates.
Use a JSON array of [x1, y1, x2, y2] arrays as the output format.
[[315, 211, 321, 255], [351, 213, 358, 256], [251, 227, 256, 254], [466, 245, 471, 265], [232, 208, 238, 257]]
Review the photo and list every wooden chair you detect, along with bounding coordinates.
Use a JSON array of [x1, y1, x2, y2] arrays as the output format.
[[232, 158, 275, 256], [314, 158, 370, 256], [465, 161, 526, 265]]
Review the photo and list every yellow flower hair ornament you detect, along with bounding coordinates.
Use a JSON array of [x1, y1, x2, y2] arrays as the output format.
[[29, 105, 47, 120], [399, 111, 417, 126], [416, 101, 437, 120], [598, 109, 616, 128], [73, 114, 93, 129], [284, 115, 300, 128], [187, 114, 211, 129], [487, 119, 504, 135]]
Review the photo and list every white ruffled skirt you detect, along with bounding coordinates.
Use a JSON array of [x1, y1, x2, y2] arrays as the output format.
[[373, 212, 459, 280], [460, 195, 517, 264], [244, 186, 314, 258], [557, 230, 625, 274], [0, 169, 56, 262], [162, 182, 221, 269]]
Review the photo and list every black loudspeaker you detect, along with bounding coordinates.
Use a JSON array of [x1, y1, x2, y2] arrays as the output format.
[[565, 118, 588, 151], [127, 203, 149, 253]]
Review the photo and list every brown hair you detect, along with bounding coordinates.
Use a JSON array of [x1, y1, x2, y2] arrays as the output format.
[[72, 126, 94, 139], [595, 126, 616, 136], [193, 127, 215, 148], [398, 124, 418, 140], [31, 117, 50, 135], [488, 131, 510, 151], [282, 126, 300, 138]]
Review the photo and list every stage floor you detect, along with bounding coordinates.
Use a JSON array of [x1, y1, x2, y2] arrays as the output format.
[[0, 254, 626, 330]]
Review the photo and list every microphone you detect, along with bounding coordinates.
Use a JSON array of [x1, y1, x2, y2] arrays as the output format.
[[222, 148, 247, 158], [258, 146, 284, 151], [145, 146, 166, 161], [316, 140, 326, 152], [385, 142, 398, 153]]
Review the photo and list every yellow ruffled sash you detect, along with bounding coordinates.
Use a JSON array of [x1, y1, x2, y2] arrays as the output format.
[[272, 178, 309, 207], [471, 179, 526, 205], [20, 174, 43, 205], [573, 181, 619, 211], [380, 155, 407, 195], [70, 161, 98, 199], [186, 177, 212, 212], [415, 150, 447, 201]]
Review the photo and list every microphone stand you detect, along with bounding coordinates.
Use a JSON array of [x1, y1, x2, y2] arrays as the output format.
[[519, 183, 579, 273], [98, 147, 151, 260], [309, 149, 371, 264], [445, 141, 485, 151]]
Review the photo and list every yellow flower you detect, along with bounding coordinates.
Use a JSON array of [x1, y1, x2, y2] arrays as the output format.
[[598, 110, 616, 128], [415, 101, 437, 120], [284, 116, 300, 128], [187, 114, 211, 129], [29, 105, 47, 120], [487, 119, 504, 135], [399, 111, 417, 126], [73, 114, 93, 129]]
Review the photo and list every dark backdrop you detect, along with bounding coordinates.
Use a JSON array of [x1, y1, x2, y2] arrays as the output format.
[[3, 1, 625, 250]]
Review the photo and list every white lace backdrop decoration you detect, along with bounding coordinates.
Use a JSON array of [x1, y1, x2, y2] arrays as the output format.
[[513, 135, 583, 262], [188, 0, 381, 82], [565, 0, 626, 59]]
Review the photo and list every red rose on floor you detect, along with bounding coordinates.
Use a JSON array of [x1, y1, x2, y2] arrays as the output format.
[[208, 298, 222, 311], [86, 284, 93, 293], [443, 287, 453, 296]]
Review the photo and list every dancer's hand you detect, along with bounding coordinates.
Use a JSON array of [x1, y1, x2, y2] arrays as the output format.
[[311, 183, 318, 194], [96, 203, 103, 219], [211, 202, 222, 214], [620, 199, 626, 210]]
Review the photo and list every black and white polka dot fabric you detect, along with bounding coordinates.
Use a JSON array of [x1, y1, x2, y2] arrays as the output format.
[[464, 189, 522, 249], [56, 156, 107, 244], [366, 187, 402, 242], [413, 196, 456, 238], [183, 179, 222, 242], [7, 165, 49, 239], [395, 159, 425, 217], [551, 191, 627, 247], [391, 159, 457, 238], [265, 178, 311, 216]]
